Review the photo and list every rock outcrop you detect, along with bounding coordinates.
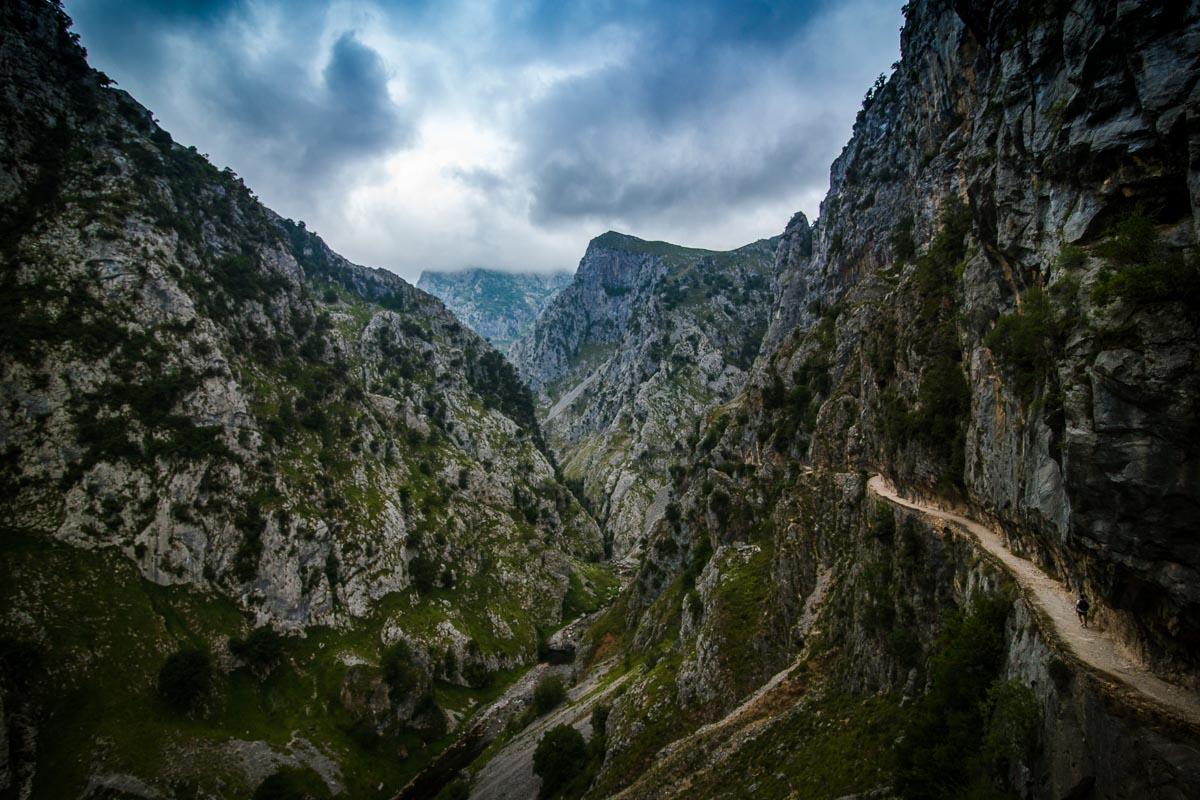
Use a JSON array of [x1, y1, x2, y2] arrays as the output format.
[[756, 0, 1200, 675], [510, 232, 778, 563], [416, 268, 572, 353], [512, 1, 1200, 798], [4, 0, 1200, 797], [0, 1, 605, 795]]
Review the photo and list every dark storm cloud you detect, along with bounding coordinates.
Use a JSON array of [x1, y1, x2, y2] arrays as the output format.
[[67, 0, 247, 73], [63, 0, 903, 276], [67, 0, 415, 185], [511, 0, 897, 226], [204, 31, 412, 175]]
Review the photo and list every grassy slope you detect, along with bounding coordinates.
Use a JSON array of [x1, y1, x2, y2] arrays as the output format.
[[0, 528, 559, 798]]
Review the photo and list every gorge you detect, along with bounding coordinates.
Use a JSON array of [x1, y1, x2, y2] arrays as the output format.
[[2, 1, 1199, 799]]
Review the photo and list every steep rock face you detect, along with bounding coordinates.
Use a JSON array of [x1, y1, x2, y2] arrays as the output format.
[[416, 268, 571, 353], [595, 472, 1200, 799], [509, 232, 777, 562], [0, 2, 605, 795], [564, 0, 1200, 797], [733, 0, 1200, 674], [0, 0, 600, 632]]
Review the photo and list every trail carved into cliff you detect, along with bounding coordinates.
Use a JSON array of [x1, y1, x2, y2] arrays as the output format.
[[868, 476, 1200, 731]]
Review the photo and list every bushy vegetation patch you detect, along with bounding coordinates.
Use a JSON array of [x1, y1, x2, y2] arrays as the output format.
[[533, 674, 567, 715], [527, 705, 610, 800], [985, 287, 1063, 403], [892, 214, 917, 262], [381, 640, 424, 706], [681, 691, 905, 800], [1091, 211, 1200, 310], [157, 646, 212, 713], [231, 626, 286, 677], [912, 198, 971, 327], [875, 200, 974, 490], [533, 724, 588, 798], [895, 592, 1036, 799]]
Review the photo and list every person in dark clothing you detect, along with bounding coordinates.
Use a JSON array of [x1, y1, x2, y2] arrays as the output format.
[[1076, 594, 1090, 628]]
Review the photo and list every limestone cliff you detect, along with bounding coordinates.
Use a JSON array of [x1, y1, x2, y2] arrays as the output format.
[[509, 232, 777, 563], [0, 2, 607, 796], [416, 268, 571, 353], [753, 0, 1200, 675], [481, 1, 1200, 798]]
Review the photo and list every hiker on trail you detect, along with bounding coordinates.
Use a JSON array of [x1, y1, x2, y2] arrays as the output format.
[[1076, 594, 1090, 628]]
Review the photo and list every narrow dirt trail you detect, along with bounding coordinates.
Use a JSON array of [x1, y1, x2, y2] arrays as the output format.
[[868, 475, 1200, 729]]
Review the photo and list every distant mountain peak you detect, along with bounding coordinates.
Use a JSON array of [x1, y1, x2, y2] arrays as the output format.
[[588, 230, 716, 258], [417, 267, 571, 353]]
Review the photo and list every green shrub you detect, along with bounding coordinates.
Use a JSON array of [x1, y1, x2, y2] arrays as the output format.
[[913, 199, 971, 300], [157, 647, 212, 713], [894, 593, 1014, 798], [1094, 211, 1158, 265], [891, 214, 917, 262], [682, 537, 713, 589], [380, 641, 424, 705], [1092, 252, 1200, 309], [230, 627, 285, 676], [210, 253, 288, 305], [870, 507, 896, 543], [441, 647, 459, 679], [887, 628, 921, 667], [589, 705, 610, 759], [1091, 210, 1200, 309], [981, 679, 1040, 770], [533, 674, 567, 715], [252, 766, 331, 800], [1054, 243, 1087, 271], [409, 554, 439, 594], [533, 724, 588, 798], [463, 659, 492, 689], [709, 489, 732, 525], [762, 373, 786, 409], [984, 287, 1061, 402], [155, 421, 230, 461], [233, 519, 264, 583], [77, 414, 142, 466], [910, 356, 971, 488], [468, 349, 542, 442]]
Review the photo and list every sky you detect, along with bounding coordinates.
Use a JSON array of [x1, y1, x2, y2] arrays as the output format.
[[66, 0, 904, 282]]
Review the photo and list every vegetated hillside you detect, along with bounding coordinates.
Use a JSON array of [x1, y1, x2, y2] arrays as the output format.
[[416, 268, 572, 353], [483, 1, 1200, 798], [509, 232, 778, 565], [0, 2, 609, 797]]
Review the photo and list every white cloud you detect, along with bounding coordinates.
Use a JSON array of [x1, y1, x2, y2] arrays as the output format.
[[67, 0, 904, 281]]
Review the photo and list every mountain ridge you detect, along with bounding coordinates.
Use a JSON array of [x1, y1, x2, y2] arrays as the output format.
[[510, 231, 779, 562], [492, 1, 1200, 798], [4, 0, 1200, 798], [0, 2, 609, 795], [416, 267, 571, 353]]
